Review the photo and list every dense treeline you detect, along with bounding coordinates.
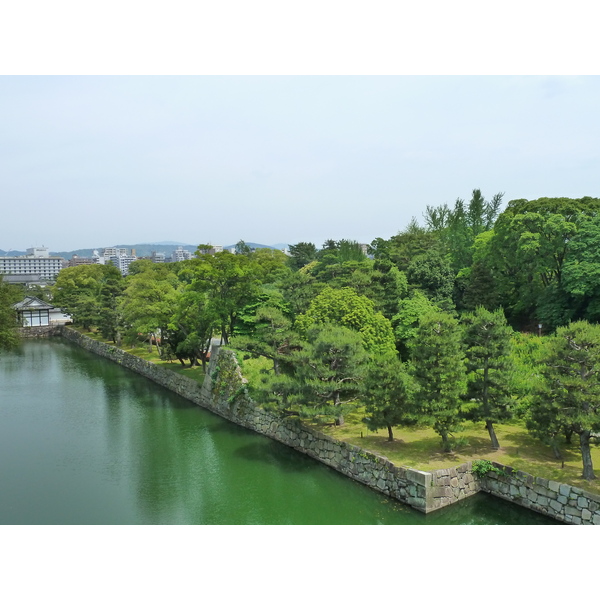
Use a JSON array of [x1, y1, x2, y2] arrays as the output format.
[[4, 191, 600, 479]]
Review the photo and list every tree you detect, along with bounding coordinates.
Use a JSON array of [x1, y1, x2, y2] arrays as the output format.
[[529, 321, 600, 480], [287, 242, 317, 270], [119, 265, 180, 355], [295, 286, 397, 356], [487, 197, 600, 330], [295, 325, 369, 426], [235, 240, 253, 255], [53, 263, 122, 330], [425, 189, 504, 273], [0, 275, 19, 351], [392, 290, 439, 360], [405, 249, 454, 309], [461, 307, 515, 449], [409, 310, 467, 452], [185, 252, 261, 344], [362, 355, 417, 441], [231, 305, 300, 375]]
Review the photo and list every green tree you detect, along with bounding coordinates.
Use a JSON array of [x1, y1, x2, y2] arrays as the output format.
[[529, 321, 600, 480], [392, 290, 439, 360], [232, 306, 300, 375], [186, 252, 261, 344], [425, 189, 504, 273], [120, 265, 180, 355], [295, 286, 397, 356], [461, 307, 515, 449], [0, 275, 20, 351], [405, 249, 454, 309], [388, 218, 441, 271], [362, 355, 417, 441], [53, 263, 122, 330], [409, 310, 467, 452], [294, 325, 369, 426], [287, 242, 317, 270], [487, 197, 600, 330]]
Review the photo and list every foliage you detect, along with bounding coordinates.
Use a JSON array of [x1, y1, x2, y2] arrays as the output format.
[[295, 286, 397, 356], [461, 307, 515, 449], [528, 321, 600, 480], [406, 249, 455, 309], [409, 310, 467, 452], [471, 459, 503, 478], [0, 275, 20, 351], [361, 354, 418, 441], [53, 263, 123, 330], [254, 325, 368, 426], [287, 242, 317, 270]]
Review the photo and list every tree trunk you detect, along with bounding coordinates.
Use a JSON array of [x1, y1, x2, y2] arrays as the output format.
[[441, 431, 451, 453], [580, 430, 596, 480], [564, 427, 573, 445], [387, 425, 394, 442], [334, 392, 344, 426], [486, 420, 500, 450], [550, 437, 562, 460]]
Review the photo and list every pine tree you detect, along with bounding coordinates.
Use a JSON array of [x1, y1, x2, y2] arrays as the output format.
[[461, 307, 515, 449], [409, 310, 467, 452]]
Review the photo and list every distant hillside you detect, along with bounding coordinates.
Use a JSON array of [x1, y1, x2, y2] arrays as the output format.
[[223, 242, 287, 251]]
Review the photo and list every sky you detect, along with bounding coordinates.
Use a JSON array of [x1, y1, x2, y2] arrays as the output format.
[[2, 74, 600, 253]]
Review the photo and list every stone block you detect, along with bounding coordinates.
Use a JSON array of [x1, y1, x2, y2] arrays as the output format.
[[577, 496, 589, 509], [549, 500, 562, 513], [592, 515, 600, 525], [536, 495, 549, 507], [588, 501, 599, 512], [527, 489, 538, 502], [565, 506, 582, 517], [581, 509, 592, 521], [559, 484, 571, 497], [450, 477, 459, 488], [557, 495, 568, 505], [406, 469, 430, 486]]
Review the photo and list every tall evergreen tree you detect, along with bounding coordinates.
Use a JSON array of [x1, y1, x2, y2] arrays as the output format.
[[529, 321, 600, 480], [362, 355, 417, 441], [461, 307, 515, 449], [409, 311, 467, 452]]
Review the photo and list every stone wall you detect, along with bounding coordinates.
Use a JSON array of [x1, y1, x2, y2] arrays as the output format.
[[55, 327, 600, 523], [479, 463, 600, 525], [17, 325, 64, 338]]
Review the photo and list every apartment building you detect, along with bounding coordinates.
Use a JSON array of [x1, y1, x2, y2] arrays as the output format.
[[0, 247, 63, 281]]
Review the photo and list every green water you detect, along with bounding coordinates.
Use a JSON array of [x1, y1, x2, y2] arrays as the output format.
[[0, 339, 558, 525]]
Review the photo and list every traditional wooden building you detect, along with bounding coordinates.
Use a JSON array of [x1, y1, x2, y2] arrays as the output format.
[[13, 296, 72, 327]]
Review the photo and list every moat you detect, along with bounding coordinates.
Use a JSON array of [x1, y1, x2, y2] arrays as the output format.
[[0, 339, 558, 525]]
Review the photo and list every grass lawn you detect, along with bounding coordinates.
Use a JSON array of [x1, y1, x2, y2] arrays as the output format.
[[240, 355, 600, 496], [69, 327, 206, 385], [311, 407, 600, 495]]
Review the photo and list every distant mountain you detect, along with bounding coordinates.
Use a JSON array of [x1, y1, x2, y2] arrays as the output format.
[[223, 242, 287, 251], [139, 241, 192, 246]]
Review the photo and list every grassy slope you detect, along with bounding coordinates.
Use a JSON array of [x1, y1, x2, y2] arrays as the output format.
[[70, 327, 206, 385]]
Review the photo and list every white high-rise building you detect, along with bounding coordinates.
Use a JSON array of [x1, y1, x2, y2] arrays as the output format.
[[171, 247, 192, 262], [0, 247, 63, 281]]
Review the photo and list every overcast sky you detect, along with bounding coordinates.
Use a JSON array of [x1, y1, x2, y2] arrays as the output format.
[[2, 75, 600, 252]]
